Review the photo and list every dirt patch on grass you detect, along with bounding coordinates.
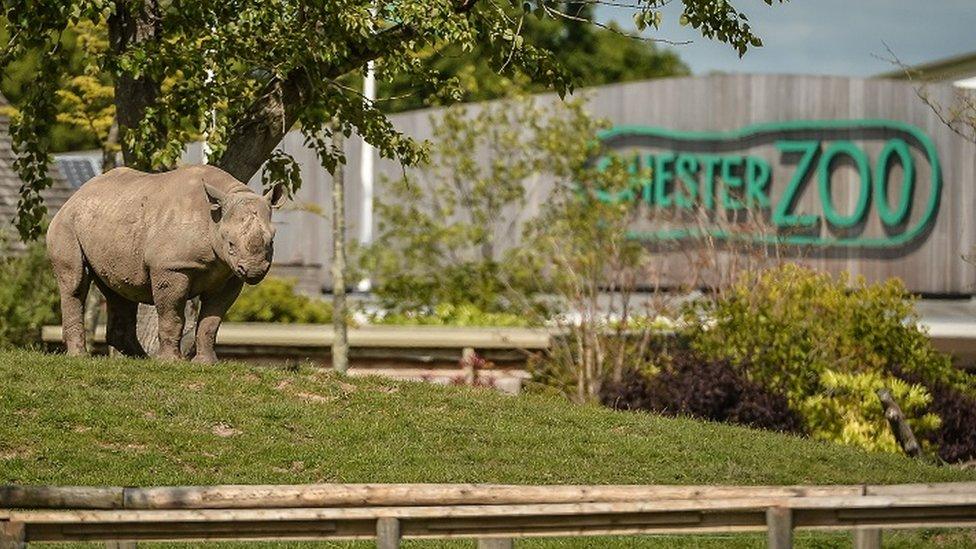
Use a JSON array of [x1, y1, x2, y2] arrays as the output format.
[[212, 423, 242, 437]]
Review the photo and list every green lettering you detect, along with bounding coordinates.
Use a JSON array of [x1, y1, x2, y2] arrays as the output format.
[[674, 154, 699, 209], [774, 141, 820, 228], [700, 155, 721, 210], [720, 157, 744, 210], [641, 154, 654, 204], [593, 155, 635, 204], [874, 139, 914, 226], [745, 156, 771, 208], [654, 153, 675, 208], [818, 141, 871, 229]]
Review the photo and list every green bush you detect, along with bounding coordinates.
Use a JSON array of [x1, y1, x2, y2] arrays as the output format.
[[800, 371, 940, 454], [373, 302, 533, 327], [689, 263, 973, 454], [225, 277, 331, 324], [0, 238, 60, 348]]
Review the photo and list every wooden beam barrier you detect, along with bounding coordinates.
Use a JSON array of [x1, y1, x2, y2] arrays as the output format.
[[3, 483, 976, 546], [1, 483, 874, 510]]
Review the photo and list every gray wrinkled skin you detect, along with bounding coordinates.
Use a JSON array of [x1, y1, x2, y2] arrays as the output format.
[[47, 165, 284, 363]]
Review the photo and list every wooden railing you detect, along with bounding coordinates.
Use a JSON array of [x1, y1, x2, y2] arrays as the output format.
[[2, 483, 975, 548]]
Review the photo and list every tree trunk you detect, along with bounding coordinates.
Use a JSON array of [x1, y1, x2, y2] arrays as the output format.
[[107, 1, 162, 170], [331, 123, 349, 374]]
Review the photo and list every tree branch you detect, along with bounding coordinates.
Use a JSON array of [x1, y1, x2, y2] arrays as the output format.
[[217, 0, 481, 182]]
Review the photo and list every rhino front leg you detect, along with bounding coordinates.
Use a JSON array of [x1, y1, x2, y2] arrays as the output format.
[[150, 270, 191, 361], [192, 278, 243, 364]]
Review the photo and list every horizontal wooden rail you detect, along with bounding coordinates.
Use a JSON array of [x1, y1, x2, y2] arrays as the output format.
[[41, 324, 555, 351], [2, 483, 976, 548]]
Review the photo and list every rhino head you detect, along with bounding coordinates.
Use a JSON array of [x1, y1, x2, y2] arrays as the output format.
[[205, 183, 286, 285]]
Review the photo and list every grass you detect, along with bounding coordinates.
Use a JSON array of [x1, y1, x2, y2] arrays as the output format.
[[2, 349, 975, 548]]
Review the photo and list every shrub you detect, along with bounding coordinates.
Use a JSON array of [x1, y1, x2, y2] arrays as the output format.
[[600, 350, 804, 434], [800, 371, 940, 454], [925, 384, 976, 463], [689, 263, 973, 453], [225, 277, 331, 323], [0, 238, 61, 348], [895, 366, 976, 464]]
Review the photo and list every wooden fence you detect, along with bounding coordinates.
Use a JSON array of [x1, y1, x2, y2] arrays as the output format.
[[3, 483, 976, 548]]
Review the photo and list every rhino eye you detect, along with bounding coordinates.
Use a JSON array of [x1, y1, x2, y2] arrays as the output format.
[[228, 241, 237, 256]]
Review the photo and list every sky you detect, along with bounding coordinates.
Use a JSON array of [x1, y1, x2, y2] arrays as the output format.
[[598, 0, 975, 77]]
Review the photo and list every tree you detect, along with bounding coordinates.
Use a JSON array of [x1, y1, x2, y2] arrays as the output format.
[[379, 2, 690, 112], [1, 0, 785, 241], [356, 92, 551, 314]]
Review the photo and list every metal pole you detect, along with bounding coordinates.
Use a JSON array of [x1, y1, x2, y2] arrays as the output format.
[[356, 11, 377, 293], [331, 122, 349, 375]]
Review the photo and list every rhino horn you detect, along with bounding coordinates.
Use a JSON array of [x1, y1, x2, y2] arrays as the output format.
[[264, 182, 287, 209], [204, 183, 227, 212]]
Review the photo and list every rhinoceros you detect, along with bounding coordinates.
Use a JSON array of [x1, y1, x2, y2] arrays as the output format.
[[46, 165, 285, 362]]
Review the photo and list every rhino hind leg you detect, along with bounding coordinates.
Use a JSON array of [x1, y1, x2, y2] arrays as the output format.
[[96, 280, 146, 358], [47, 225, 92, 357]]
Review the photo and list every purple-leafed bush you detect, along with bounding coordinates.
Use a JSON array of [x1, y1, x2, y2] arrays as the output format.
[[600, 350, 805, 435], [895, 366, 976, 464]]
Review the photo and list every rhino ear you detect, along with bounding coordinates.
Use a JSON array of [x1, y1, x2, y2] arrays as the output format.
[[204, 183, 226, 213], [264, 182, 287, 209]]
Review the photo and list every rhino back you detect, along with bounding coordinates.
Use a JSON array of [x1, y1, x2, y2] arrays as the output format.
[[61, 166, 239, 303]]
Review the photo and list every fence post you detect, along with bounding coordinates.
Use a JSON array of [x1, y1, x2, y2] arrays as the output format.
[[105, 542, 138, 549], [766, 507, 792, 549], [0, 521, 26, 549], [853, 527, 881, 549], [376, 517, 401, 549], [478, 539, 514, 549], [462, 347, 476, 385]]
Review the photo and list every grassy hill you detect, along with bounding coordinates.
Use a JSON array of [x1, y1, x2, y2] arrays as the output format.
[[1, 349, 974, 548]]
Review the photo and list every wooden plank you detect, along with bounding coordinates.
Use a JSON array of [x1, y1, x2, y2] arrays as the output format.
[[766, 507, 793, 549], [853, 528, 881, 549], [13, 494, 976, 523], [376, 517, 400, 549], [0, 521, 26, 549], [864, 482, 976, 496], [0, 486, 124, 510], [40, 324, 554, 350], [117, 484, 863, 510], [478, 539, 513, 549]]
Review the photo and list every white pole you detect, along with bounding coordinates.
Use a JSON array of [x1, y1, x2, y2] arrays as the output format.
[[356, 55, 376, 292]]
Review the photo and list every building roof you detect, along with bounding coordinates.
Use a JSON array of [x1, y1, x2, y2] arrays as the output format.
[[55, 152, 102, 189], [875, 50, 976, 86], [0, 98, 75, 252]]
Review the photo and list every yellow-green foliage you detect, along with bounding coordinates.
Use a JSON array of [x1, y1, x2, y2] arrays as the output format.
[[55, 21, 116, 155], [225, 277, 331, 324], [375, 302, 532, 327], [801, 371, 940, 453], [690, 263, 972, 453]]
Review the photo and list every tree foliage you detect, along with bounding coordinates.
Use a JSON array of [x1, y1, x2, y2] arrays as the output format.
[[1, 0, 785, 241], [356, 92, 564, 313], [380, 2, 690, 112]]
